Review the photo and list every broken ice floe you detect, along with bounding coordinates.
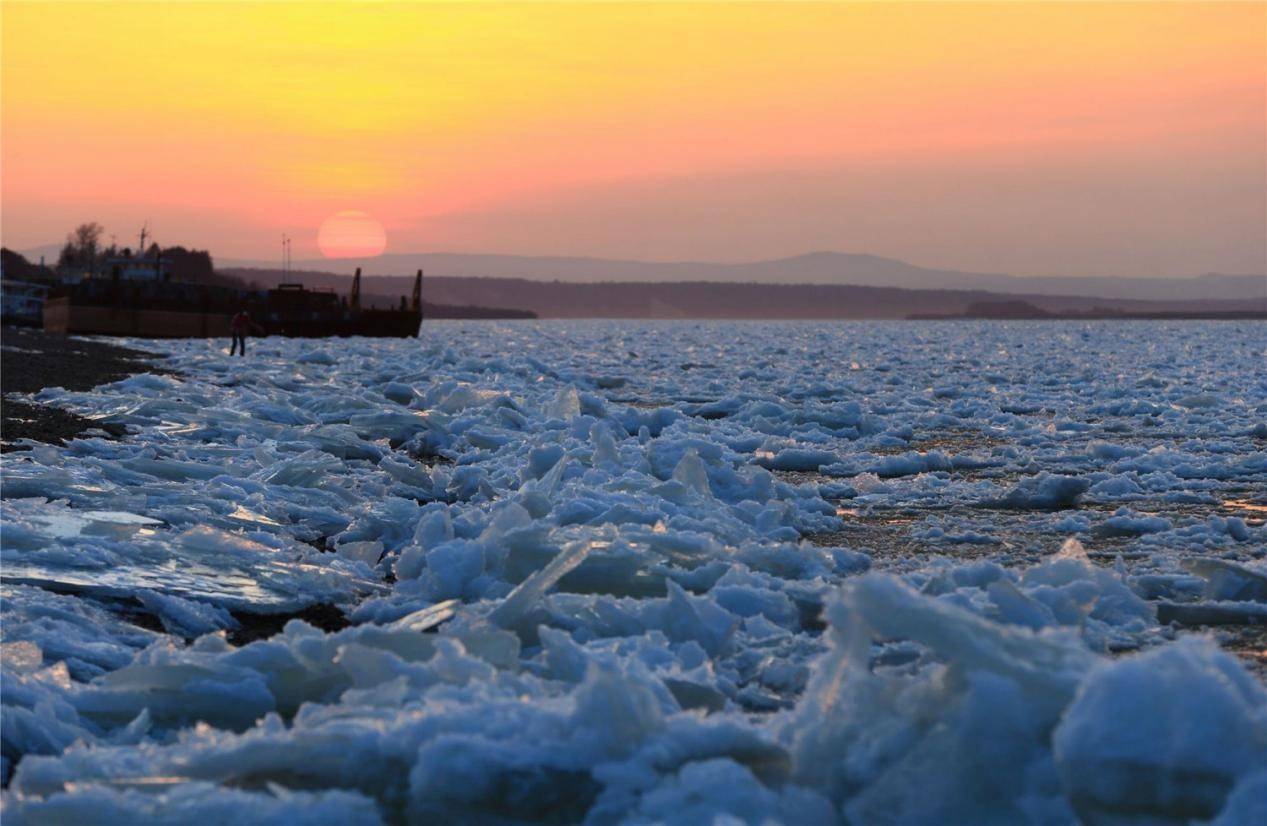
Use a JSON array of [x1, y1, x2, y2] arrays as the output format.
[[2, 320, 1266, 821]]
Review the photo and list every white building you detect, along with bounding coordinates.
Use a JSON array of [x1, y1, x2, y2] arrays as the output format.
[[101, 249, 170, 282]]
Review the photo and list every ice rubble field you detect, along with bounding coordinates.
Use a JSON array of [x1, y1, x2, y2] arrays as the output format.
[[2, 319, 1266, 824]]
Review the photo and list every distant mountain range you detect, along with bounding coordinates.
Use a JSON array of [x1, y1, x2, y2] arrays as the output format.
[[217, 250, 1267, 302], [19, 242, 1265, 301]]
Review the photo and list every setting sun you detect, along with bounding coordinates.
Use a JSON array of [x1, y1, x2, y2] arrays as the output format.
[[316, 210, 387, 259]]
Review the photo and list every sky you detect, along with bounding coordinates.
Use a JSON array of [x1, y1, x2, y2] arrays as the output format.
[[2, 1, 1264, 277]]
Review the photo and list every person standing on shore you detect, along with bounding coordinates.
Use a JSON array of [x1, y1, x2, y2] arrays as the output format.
[[229, 308, 260, 356]]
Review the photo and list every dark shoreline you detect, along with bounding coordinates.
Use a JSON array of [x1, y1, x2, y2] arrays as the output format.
[[0, 327, 161, 452], [907, 299, 1267, 321]]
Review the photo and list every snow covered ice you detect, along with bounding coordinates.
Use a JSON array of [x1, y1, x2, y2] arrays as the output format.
[[2, 320, 1266, 823]]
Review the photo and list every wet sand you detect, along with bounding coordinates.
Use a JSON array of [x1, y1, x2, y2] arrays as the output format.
[[1, 327, 160, 452]]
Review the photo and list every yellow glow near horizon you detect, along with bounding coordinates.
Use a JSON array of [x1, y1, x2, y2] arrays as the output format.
[[2, 1, 1263, 274]]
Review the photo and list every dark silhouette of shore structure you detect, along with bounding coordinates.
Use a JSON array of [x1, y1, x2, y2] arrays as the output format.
[[3, 242, 538, 335], [40, 266, 425, 338]]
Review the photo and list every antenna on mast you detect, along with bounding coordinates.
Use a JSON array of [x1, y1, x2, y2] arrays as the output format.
[[137, 222, 149, 255]]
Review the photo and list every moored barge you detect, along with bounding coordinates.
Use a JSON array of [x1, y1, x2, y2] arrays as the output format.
[[44, 260, 423, 339]]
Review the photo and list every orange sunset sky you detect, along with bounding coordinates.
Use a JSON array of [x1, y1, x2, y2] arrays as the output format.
[[2, 1, 1264, 277]]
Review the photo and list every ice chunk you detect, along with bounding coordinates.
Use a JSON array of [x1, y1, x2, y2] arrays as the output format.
[[18, 783, 385, 824], [543, 386, 581, 420], [1155, 600, 1267, 626], [848, 574, 1096, 700], [1184, 558, 1267, 602], [623, 758, 835, 825], [994, 474, 1090, 509], [754, 448, 840, 472], [490, 538, 596, 635], [135, 590, 239, 638], [671, 449, 713, 498], [1210, 770, 1267, 826], [1053, 637, 1267, 823], [0, 584, 159, 680], [386, 599, 460, 633], [1097, 506, 1172, 536]]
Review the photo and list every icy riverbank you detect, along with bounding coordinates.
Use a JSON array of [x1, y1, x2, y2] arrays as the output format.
[[2, 320, 1265, 823]]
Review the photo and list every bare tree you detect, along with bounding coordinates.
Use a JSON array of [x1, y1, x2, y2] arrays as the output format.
[[57, 222, 105, 270]]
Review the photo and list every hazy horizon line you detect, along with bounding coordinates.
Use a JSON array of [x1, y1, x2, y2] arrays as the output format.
[[218, 251, 1267, 282], [9, 240, 1264, 282]]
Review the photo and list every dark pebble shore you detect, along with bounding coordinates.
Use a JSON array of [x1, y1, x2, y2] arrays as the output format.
[[1, 327, 162, 452]]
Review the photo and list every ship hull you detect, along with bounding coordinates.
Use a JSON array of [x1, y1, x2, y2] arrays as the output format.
[[43, 297, 420, 339]]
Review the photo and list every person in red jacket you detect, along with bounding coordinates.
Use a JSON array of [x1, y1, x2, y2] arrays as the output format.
[[229, 308, 259, 356]]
